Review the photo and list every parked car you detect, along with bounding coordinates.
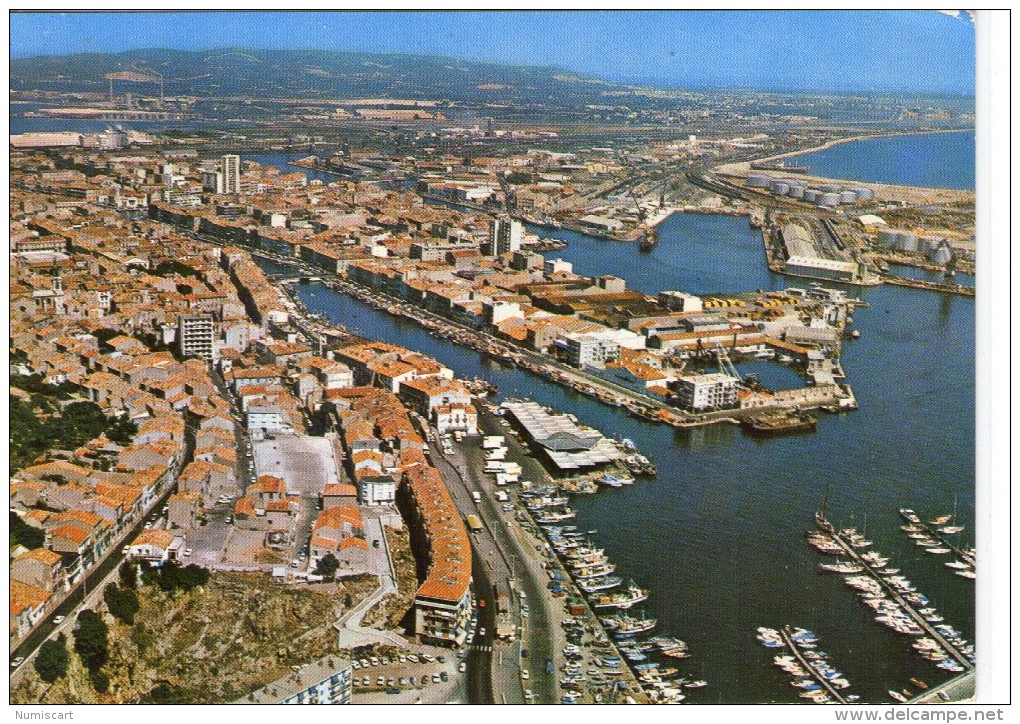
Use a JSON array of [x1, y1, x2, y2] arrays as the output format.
[[386, 687, 399, 695], [11, 657, 25, 668], [431, 673, 440, 683], [440, 671, 448, 682], [52, 615, 65, 625], [459, 662, 466, 673]]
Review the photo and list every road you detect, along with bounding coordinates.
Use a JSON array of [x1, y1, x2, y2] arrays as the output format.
[[10, 477, 182, 675], [430, 426, 562, 705]]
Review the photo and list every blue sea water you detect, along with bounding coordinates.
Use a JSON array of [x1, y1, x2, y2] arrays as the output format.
[[788, 130, 975, 191]]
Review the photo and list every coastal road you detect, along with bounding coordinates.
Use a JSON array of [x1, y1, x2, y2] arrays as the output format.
[[431, 428, 560, 705], [430, 443, 526, 704]]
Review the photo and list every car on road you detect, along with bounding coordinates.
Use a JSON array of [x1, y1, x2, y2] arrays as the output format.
[[11, 657, 25, 668], [478, 627, 487, 639], [225, 515, 234, 524], [431, 673, 440, 683], [524, 689, 534, 702], [122, 545, 131, 554], [459, 662, 467, 673], [521, 669, 530, 680], [372, 539, 380, 548], [183, 548, 193, 557], [521, 605, 529, 618], [52, 615, 65, 625]]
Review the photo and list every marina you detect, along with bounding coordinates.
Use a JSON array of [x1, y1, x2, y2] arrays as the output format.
[[811, 513, 975, 683]]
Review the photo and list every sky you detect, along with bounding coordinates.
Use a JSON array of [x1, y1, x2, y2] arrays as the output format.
[[9, 10, 976, 96]]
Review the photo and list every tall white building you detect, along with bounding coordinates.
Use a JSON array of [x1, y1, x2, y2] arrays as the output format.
[[178, 314, 217, 362], [490, 216, 523, 255], [673, 373, 739, 412], [222, 154, 241, 194]]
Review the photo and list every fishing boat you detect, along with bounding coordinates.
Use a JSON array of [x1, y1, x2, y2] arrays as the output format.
[[590, 583, 649, 610], [944, 560, 971, 570], [925, 547, 952, 554], [955, 570, 976, 580], [612, 616, 658, 637], [684, 680, 708, 688], [929, 514, 953, 526], [741, 411, 817, 437], [938, 525, 965, 534], [578, 575, 623, 593]]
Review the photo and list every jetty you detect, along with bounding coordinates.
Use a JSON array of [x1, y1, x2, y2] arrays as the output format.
[[777, 626, 848, 704], [816, 515, 974, 672]]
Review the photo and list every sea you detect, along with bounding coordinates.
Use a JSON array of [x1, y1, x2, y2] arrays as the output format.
[[787, 130, 975, 191], [256, 133, 976, 704]]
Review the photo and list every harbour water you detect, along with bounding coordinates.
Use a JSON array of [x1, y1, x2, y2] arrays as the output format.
[[261, 208, 975, 703], [787, 130, 975, 191]]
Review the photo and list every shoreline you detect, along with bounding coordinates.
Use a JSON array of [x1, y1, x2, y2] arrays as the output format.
[[713, 128, 975, 199]]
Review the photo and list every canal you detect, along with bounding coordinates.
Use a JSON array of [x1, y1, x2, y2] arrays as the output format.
[[258, 212, 975, 704]]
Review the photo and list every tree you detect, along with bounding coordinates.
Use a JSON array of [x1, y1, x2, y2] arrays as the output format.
[[73, 610, 109, 671], [10, 511, 44, 549], [313, 553, 340, 580], [90, 669, 110, 694], [104, 583, 140, 625], [119, 560, 138, 590], [34, 636, 69, 683]]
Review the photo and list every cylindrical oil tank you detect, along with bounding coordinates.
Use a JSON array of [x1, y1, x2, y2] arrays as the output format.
[[853, 187, 875, 201], [747, 175, 770, 188], [839, 190, 858, 204], [929, 241, 952, 264], [898, 232, 919, 252], [803, 189, 820, 203], [772, 182, 790, 195], [877, 229, 899, 246], [818, 192, 840, 207], [820, 184, 840, 193], [788, 186, 805, 199]]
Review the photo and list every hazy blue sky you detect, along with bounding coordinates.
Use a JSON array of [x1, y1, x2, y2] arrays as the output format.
[[10, 10, 975, 96]]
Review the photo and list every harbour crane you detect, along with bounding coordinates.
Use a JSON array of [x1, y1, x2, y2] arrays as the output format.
[[496, 170, 517, 214], [714, 341, 741, 381]]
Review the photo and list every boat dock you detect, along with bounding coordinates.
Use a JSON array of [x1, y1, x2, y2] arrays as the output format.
[[777, 626, 848, 704], [903, 514, 975, 568], [817, 516, 975, 672]]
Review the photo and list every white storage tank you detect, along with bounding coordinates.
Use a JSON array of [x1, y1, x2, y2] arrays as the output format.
[[898, 232, 919, 252], [771, 182, 790, 195], [928, 241, 953, 264], [839, 190, 858, 204], [818, 192, 840, 207], [877, 229, 899, 247], [747, 175, 770, 188]]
